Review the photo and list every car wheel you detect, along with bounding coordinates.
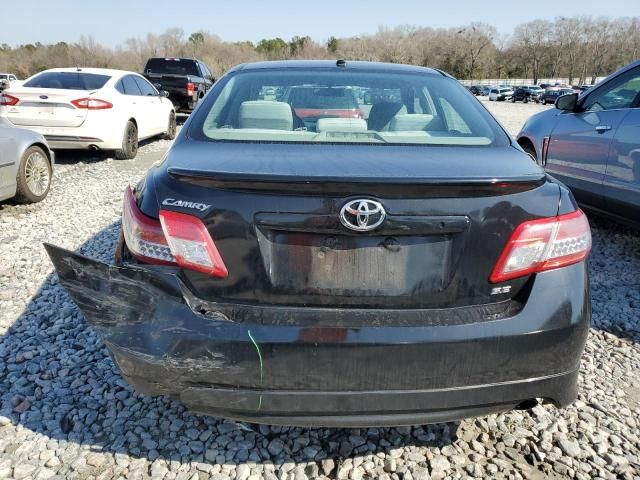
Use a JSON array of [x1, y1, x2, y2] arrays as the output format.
[[512, 97, 516, 103], [115, 121, 139, 160], [542, 99, 547, 105], [163, 111, 177, 140], [15, 146, 52, 203], [524, 97, 529, 104], [521, 143, 540, 166]]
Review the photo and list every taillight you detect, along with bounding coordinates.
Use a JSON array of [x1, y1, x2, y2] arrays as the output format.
[[186, 82, 196, 96], [122, 186, 174, 265], [71, 98, 113, 110], [0, 93, 19, 106], [122, 186, 228, 277], [159, 210, 228, 278], [489, 209, 591, 283]]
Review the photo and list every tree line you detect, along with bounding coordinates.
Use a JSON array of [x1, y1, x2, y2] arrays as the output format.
[[1, 16, 639, 84]]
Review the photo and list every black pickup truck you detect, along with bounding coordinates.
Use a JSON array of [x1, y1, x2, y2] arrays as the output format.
[[143, 57, 214, 113]]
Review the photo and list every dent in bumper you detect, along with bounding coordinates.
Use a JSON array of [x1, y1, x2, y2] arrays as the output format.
[[45, 243, 590, 426]]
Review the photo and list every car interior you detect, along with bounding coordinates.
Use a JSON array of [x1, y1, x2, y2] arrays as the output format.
[[201, 72, 497, 145]]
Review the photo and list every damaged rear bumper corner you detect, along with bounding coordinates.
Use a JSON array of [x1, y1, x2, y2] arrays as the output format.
[[45, 243, 590, 427]]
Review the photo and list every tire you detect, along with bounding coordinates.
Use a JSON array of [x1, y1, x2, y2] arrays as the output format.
[[542, 99, 547, 105], [14, 146, 52, 203], [521, 142, 540, 165], [163, 111, 176, 140], [114, 121, 138, 160], [524, 97, 529, 104], [512, 97, 516, 103]]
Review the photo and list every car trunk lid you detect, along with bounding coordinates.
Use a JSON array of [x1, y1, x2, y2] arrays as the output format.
[[4, 87, 91, 127], [151, 142, 556, 310]]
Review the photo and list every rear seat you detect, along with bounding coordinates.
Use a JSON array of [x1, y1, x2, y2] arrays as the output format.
[[389, 114, 434, 131], [239, 101, 293, 130], [367, 102, 407, 131], [317, 118, 368, 133]]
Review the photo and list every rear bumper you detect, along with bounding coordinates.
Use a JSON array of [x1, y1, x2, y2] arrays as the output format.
[[45, 244, 590, 427], [167, 92, 196, 112], [0, 118, 122, 150], [43, 135, 105, 150]]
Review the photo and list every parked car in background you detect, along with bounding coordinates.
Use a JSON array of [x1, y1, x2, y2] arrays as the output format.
[[512, 86, 543, 103], [0, 73, 18, 91], [48, 60, 591, 427], [517, 60, 640, 228], [537, 88, 574, 105], [481, 86, 492, 96], [143, 57, 214, 113], [0, 126, 53, 203], [489, 87, 514, 101], [0, 68, 176, 159], [469, 85, 483, 95]]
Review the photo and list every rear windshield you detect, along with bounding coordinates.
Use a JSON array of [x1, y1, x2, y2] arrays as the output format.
[[24, 72, 110, 90], [192, 69, 509, 146], [144, 58, 199, 76]]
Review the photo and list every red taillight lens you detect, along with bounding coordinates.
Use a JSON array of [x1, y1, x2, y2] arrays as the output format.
[[122, 186, 228, 277], [489, 209, 591, 283], [186, 82, 196, 95], [122, 186, 175, 265], [71, 98, 113, 110], [0, 93, 19, 106], [159, 210, 228, 278]]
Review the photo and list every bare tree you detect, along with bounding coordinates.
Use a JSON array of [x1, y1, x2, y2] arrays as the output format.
[[1, 17, 638, 82]]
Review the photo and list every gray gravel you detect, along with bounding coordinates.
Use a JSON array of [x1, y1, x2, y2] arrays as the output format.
[[0, 108, 639, 479]]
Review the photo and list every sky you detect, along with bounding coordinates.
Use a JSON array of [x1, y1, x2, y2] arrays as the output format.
[[3, 0, 640, 47]]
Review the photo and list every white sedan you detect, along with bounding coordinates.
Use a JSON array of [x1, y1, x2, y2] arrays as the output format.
[[488, 87, 514, 102], [0, 68, 176, 159]]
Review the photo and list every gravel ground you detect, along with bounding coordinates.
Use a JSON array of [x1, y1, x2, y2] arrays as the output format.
[[0, 106, 638, 480]]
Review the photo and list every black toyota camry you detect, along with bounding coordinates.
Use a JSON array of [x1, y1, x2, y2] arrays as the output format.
[[47, 60, 592, 427]]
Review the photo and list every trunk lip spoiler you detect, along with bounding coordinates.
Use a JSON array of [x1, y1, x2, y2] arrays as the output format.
[[166, 167, 546, 197], [167, 167, 545, 185]]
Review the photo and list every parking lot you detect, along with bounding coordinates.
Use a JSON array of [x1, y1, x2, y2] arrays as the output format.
[[0, 102, 638, 480]]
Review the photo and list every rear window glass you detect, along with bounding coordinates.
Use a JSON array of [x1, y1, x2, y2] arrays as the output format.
[[24, 72, 110, 90], [144, 58, 199, 76], [193, 69, 508, 147]]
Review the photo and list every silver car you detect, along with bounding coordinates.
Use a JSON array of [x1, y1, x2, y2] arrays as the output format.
[[0, 126, 54, 203], [517, 60, 640, 228]]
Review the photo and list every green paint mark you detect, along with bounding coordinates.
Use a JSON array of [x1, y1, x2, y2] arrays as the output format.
[[247, 329, 264, 410]]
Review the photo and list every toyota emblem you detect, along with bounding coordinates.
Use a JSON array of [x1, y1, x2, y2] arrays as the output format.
[[340, 199, 386, 232]]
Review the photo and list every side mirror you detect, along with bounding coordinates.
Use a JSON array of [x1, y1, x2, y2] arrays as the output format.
[[555, 93, 578, 111], [160, 90, 170, 98]]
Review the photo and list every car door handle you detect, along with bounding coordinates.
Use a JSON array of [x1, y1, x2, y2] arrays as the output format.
[[595, 125, 612, 133]]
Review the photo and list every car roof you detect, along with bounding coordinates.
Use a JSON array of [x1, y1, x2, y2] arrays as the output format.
[[228, 60, 445, 77], [147, 57, 199, 61], [38, 67, 135, 76]]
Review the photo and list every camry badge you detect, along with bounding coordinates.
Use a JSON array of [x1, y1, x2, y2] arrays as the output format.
[[340, 199, 386, 232], [162, 198, 211, 212]]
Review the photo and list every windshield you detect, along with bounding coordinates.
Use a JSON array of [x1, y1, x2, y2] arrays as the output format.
[[144, 58, 199, 76], [193, 69, 508, 146], [24, 72, 110, 90]]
